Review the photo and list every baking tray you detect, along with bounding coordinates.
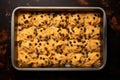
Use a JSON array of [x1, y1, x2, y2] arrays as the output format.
[[11, 7, 107, 71]]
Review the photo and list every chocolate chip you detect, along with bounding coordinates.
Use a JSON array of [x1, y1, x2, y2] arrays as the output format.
[[77, 26, 80, 28], [56, 40, 58, 42], [46, 54, 49, 56], [96, 42, 99, 45], [55, 58, 57, 60], [44, 21, 47, 24], [78, 60, 81, 63], [51, 34, 54, 36], [73, 41, 76, 43], [39, 35, 42, 38], [38, 24, 41, 27], [66, 44, 69, 46], [40, 29, 42, 32], [52, 44, 54, 46], [28, 15, 32, 18], [89, 22, 91, 25], [24, 20, 29, 24], [34, 18, 36, 20], [39, 43, 41, 45], [44, 47, 48, 50], [76, 21, 79, 23], [93, 17, 95, 20], [82, 24, 84, 27], [41, 15, 43, 18], [36, 48, 38, 53], [92, 29, 94, 32], [78, 17, 80, 20], [46, 42, 49, 45], [27, 35, 29, 38], [65, 54, 67, 56], [43, 58, 45, 60], [35, 43, 37, 45], [29, 43, 32, 46], [74, 56, 76, 59], [66, 16, 69, 19], [40, 57, 42, 59], [88, 58, 91, 61], [82, 41, 86, 43], [96, 54, 99, 57], [25, 56, 27, 58], [74, 19, 77, 21], [77, 15, 79, 17], [23, 15, 25, 19]]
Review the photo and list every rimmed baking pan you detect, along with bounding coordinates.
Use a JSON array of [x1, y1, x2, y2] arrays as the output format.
[[11, 7, 107, 71]]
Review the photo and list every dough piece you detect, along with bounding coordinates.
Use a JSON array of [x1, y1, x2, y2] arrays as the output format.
[[51, 13, 67, 27], [69, 53, 85, 67], [83, 52, 101, 67], [86, 39, 101, 52], [85, 24, 100, 39], [84, 13, 101, 25], [16, 26, 35, 41], [17, 50, 32, 67], [68, 13, 84, 26], [19, 40, 35, 53], [49, 54, 67, 67], [32, 13, 52, 28], [17, 12, 32, 28]]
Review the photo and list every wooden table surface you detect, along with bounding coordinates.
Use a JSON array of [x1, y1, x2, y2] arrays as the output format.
[[0, 0, 120, 80]]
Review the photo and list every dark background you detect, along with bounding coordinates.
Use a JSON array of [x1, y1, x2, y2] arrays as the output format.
[[0, 0, 120, 80]]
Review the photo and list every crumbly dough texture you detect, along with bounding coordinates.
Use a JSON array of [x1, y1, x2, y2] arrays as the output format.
[[15, 11, 102, 68]]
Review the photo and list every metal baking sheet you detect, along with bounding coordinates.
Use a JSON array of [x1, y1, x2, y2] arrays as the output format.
[[11, 7, 107, 71]]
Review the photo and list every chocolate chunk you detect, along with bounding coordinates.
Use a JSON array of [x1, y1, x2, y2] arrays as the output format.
[[93, 17, 95, 20]]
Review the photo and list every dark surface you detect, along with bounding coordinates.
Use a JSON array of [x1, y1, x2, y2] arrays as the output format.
[[0, 0, 120, 80]]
